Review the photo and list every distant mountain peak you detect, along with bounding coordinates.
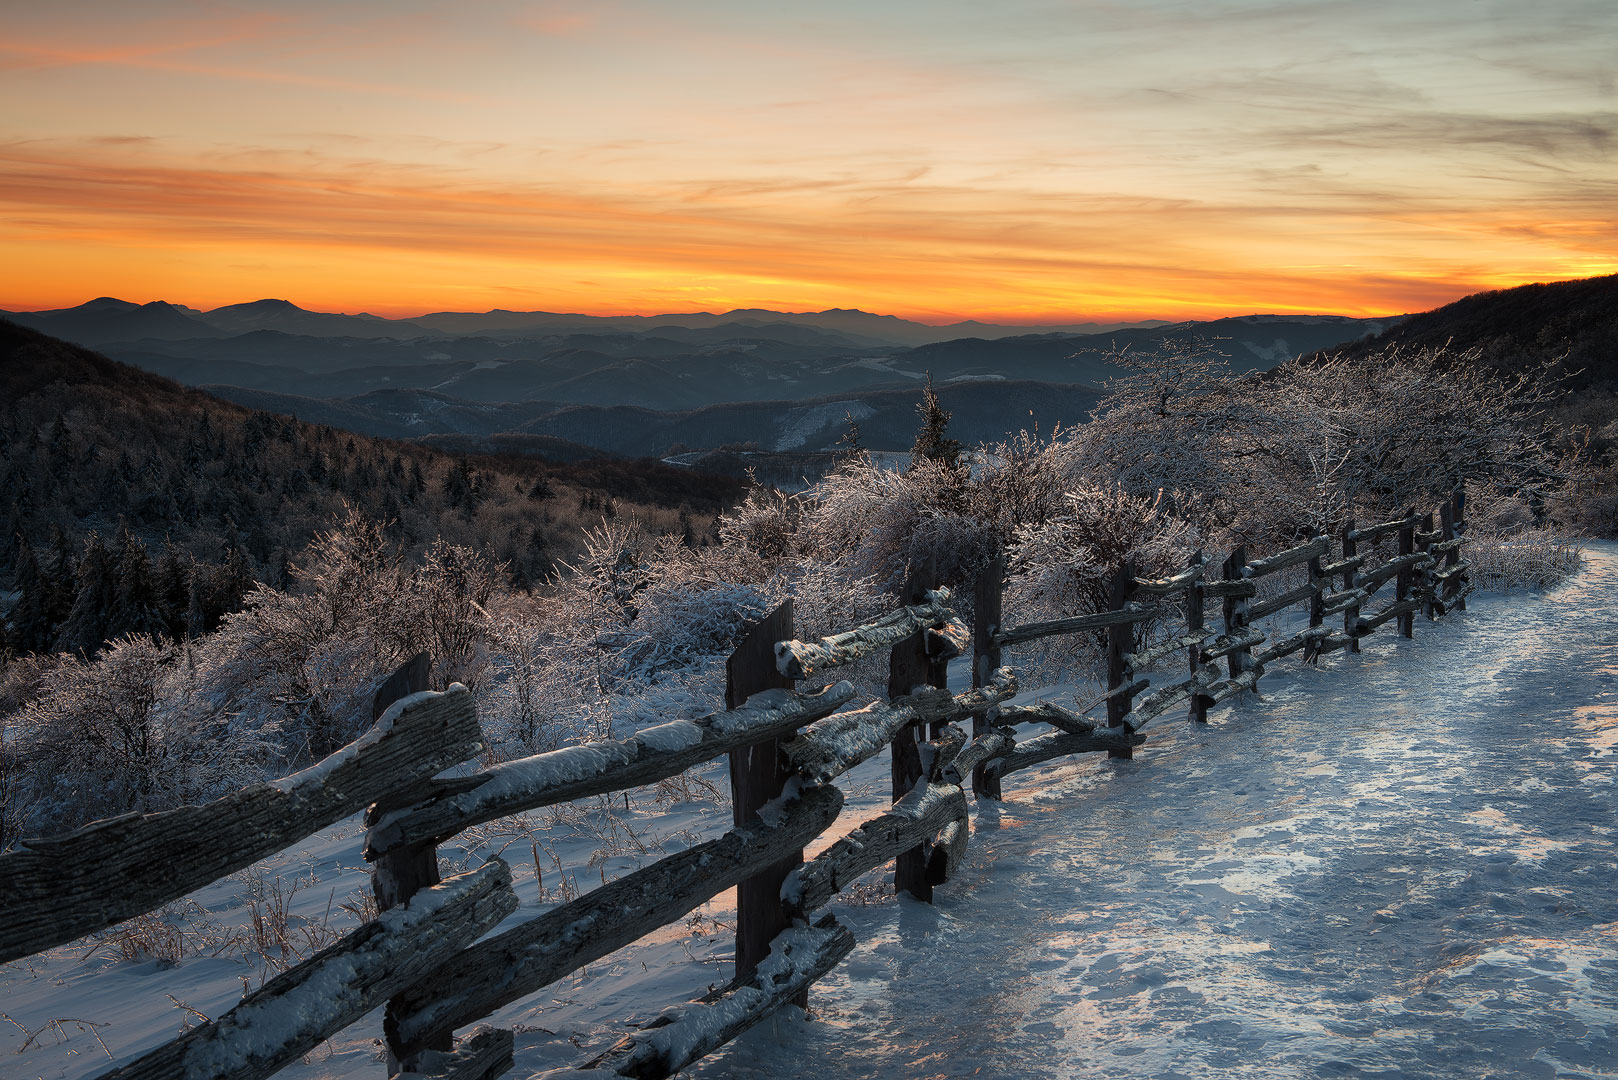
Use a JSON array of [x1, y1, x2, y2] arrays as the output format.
[[210, 298, 303, 313]]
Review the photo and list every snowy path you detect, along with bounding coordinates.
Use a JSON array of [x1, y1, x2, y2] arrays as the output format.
[[696, 543, 1618, 1080]]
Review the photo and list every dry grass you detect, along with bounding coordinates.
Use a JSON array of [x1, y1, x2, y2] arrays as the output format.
[[1467, 528, 1585, 590]]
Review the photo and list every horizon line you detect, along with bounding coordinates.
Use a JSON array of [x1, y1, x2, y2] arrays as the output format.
[[2, 291, 1447, 327]]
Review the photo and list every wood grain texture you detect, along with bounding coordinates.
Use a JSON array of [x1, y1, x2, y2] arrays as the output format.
[[1249, 580, 1325, 621], [2, 686, 482, 965], [784, 781, 965, 918], [1243, 536, 1330, 578], [1186, 551, 1210, 723], [1105, 561, 1139, 759], [994, 604, 1160, 648], [984, 727, 1145, 782], [1131, 563, 1204, 595], [890, 560, 940, 901]]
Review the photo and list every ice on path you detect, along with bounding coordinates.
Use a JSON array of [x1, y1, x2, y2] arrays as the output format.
[[693, 542, 1618, 1080]]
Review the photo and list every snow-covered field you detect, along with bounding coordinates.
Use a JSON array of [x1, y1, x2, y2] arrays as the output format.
[[4, 545, 1614, 1080]]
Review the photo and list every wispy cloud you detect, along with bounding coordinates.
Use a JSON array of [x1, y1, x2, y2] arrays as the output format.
[[1, 1, 1613, 316]]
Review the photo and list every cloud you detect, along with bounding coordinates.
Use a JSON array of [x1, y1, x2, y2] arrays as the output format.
[[1, 136, 1610, 320], [1268, 112, 1618, 160]]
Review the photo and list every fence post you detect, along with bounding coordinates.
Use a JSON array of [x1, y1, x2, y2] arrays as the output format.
[[972, 553, 1006, 799], [1397, 508, 1416, 638], [1186, 551, 1210, 722], [1105, 560, 1139, 757], [1307, 537, 1320, 663], [1340, 519, 1361, 653], [1418, 510, 1436, 620], [366, 652, 446, 1076], [1451, 483, 1468, 612], [725, 600, 800, 998], [891, 558, 943, 901], [1222, 545, 1253, 679]]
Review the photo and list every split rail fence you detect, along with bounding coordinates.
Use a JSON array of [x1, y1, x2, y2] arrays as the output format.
[[0, 488, 1474, 1080]]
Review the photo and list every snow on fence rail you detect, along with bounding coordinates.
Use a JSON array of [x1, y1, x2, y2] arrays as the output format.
[[0, 487, 1476, 1080]]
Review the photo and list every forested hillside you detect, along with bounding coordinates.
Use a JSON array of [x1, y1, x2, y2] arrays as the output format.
[[1318, 274, 1618, 392], [1307, 275, 1618, 518], [0, 319, 746, 656]]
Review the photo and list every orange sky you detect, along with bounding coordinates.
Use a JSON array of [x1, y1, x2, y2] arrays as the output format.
[[2, 2, 1615, 322]]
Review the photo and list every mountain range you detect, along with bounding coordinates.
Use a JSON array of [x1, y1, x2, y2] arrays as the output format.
[[3, 297, 1164, 348], [1, 297, 1396, 458]]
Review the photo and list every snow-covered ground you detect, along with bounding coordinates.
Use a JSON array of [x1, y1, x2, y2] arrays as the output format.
[[3, 545, 1613, 1079], [698, 541, 1618, 1079]]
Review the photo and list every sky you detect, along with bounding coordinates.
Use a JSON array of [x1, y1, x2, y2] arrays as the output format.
[[1, 0, 1615, 323]]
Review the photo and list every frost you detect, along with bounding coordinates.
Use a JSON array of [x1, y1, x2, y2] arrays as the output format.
[[268, 686, 456, 794], [450, 744, 618, 812], [633, 719, 706, 753]]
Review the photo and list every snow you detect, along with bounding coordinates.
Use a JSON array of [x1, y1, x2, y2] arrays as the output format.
[[633, 719, 706, 753], [5, 546, 1614, 1080], [772, 401, 875, 452], [268, 686, 456, 794], [688, 542, 1618, 1079], [448, 743, 619, 810]]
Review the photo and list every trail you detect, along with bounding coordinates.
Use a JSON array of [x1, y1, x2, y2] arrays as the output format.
[[697, 543, 1618, 1079]]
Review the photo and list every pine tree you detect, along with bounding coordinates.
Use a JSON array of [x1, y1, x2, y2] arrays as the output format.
[[837, 411, 863, 456], [43, 525, 76, 631], [911, 372, 962, 468], [186, 574, 207, 638], [106, 527, 164, 642], [153, 542, 191, 640], [7, 538, 56, 654], [55, 532, 117, 655]]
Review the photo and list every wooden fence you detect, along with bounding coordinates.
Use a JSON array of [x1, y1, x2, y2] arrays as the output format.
[[0, 488, 1473, 1080]]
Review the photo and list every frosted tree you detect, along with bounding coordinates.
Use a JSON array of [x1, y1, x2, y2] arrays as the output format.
[[911, 373, 962, 468]]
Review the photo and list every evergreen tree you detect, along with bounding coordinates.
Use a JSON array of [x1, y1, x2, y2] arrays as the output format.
[[55, 532, 117, 655], [106, 527, 164, 642], [186, 574, 207, 639], [910, 372, 962, 468], [7, 538, 56, 654], [43, 525, 76, 631], [837, 410, 864, 456], [153, 542, 191, 640]]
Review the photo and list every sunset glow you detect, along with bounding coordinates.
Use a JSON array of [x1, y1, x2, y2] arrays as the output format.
[[3, 1, 1615, 321]]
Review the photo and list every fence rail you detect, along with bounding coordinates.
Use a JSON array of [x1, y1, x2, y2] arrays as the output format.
[[0, 486, 1476, 1080]]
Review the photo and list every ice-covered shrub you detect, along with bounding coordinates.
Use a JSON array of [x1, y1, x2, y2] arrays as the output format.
[[1464, 507, 1585, 590], [798, 443, 1063, 602], [12, 636, 268, 834], [1064, 340, 1563, 551], [717, 486, 800, 561], [400, 539, 500, 691], [1006, 484, 1200, 683]]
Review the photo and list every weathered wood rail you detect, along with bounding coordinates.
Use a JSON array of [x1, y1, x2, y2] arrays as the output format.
[[0, 487, 1475, 1080]]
